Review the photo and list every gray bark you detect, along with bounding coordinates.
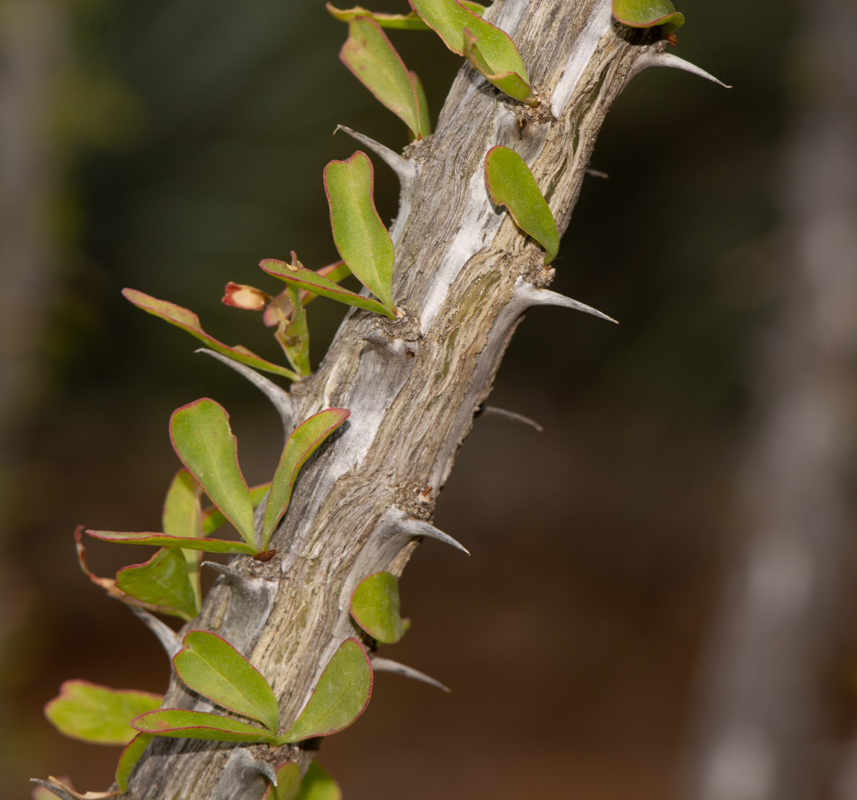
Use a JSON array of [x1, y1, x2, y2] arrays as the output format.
[[684, 2, 857, 798], [79, 2, 707, 797]]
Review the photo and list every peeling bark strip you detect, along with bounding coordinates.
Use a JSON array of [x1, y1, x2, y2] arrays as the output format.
[[125, 1, 692, 797]]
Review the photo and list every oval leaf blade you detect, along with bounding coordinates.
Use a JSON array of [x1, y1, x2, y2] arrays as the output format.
[[350, 572, 405, 644], [202, 482, 270, 536], [408, 0, 533, 102], [170, 399, 256, 547], [116, 547, 199, 621], [280, 639, 373, 743], [297, 762, 342, 800], [45, 681, 163, 745], [324, 152, 395, 314], [131, 709, 274, 743], [260, 258, 393, 319], [262, 408, 350, 549], [122, 289, 297, 380], [266, 761, 302, 800], [116, 733, 153, 792], [612, 0, 684, 33], [340, 17, 422, 139], [162, 469, 203, 606], [173, 630, 279, 734], [484, 145, 559, 264], [85, 530, 257, 555]]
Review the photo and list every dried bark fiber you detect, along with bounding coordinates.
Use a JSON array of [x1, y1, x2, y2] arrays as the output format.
[[126, 1, 663, 797]]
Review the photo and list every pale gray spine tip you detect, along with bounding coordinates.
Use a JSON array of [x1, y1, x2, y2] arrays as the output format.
[[513, 279, 617, 323], [335, 125, 418, 184], [382, 506, 470, 555], [130, 606, 181, 660], [479, 404, 544, 432], [628, 51, 731, 88], [371, 656, 451, 693], [196, 349, 293, 434]]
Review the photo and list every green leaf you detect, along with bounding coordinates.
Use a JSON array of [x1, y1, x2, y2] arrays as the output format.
[[278, 639, 373, 743], [266, 762, 302, 800], [45, 681, 163, 745], [326, 1, 485, 29], [260, 255, 394, 319], [275, 284, 311, 377], [162, 469, 203, 606], [201, 482, 270, 536], [86, 530, 257, 555], [131, 709, 275, 743], [408, 0, 535, 104], [340, 17, 423, 140], [122, 289, 297, 380], [612, 0, 684, 34], [484, 145, 559, 264], [297, 763, 341, 800], [116, 733, 153, 792], [324, 152, 396, 314], [409, 70, 432, 138], [262, 408, 351, 550], [116, 547, 199, 622], [463, 28, 536, 105], [170, 399, 256, 547], [349, 571, 406, 644], [173, 630, 279, 734]]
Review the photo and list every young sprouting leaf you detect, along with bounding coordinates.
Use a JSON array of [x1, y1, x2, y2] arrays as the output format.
[[612, 0, 685, 34], [324, 152, 396, 314], [201, 482, 270, 536], [262, 408, 350, 550], [170, 399, 256, 548], [463, 28, 535, 105], [222, 282, 270, 311], [86, 530, 257, 556], [484, 145, 559, 264], [116, 547, 199, 622], [326, 1, 485, 29], [45, 681, 163, 745], [296, 763, 341, 800], [275, 284, 311, 377], [162, 469, 203, 606], [260, 255, 394, 319], [263, 261, 350, 328], [266, 762, 302, 800], [409, 70, 432, 138], [350, 571, 406, 644], [131, 709, 275, 743], [340, 18, 423, 140], [115, 733, 153, 792], [408, 0, 535, 105], [173, 630, 279, 734], [278, 639, 373, 743], [122, 289, 297, 381]]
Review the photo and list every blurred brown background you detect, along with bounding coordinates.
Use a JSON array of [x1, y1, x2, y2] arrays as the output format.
[[2, 0, 856, 798]]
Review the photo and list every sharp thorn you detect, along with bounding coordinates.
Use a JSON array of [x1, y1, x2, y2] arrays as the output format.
[[129, 606, 181, 660], [371, 656, 451, 693], [513, 279, 617, 324], [382, 506, 470, 555], [335, 125, 418, 185], [212, 750, 278, 799], [478, 404, 543, 432], [628, 51, 731, 87], [585, 168, 609, 179], [196, 349, 292, 434]]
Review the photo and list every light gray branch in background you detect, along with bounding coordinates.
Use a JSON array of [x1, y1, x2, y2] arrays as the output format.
[[683, 2, 857, 799]]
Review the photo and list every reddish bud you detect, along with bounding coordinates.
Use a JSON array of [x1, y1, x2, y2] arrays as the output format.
[[222, 282, 269, 311]]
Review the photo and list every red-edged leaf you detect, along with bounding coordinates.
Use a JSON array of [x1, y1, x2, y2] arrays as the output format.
[[85, 530, 257, 555], [131, 709, 275, 743], [123, 288, 297, 380]]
